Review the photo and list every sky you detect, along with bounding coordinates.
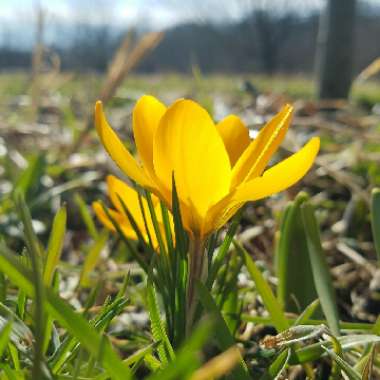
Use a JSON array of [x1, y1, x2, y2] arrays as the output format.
[[0, 0, 379, 48], [0, 0, 327, 29], [2, 0, 208, 47], [0, 0, 198, 28]]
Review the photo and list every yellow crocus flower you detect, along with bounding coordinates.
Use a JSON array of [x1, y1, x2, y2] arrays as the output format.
[[95, 96, 319, 239], [92, 175, 171, 248]]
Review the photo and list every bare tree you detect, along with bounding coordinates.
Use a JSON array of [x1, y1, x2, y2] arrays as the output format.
[[316, 0, 357, 99]]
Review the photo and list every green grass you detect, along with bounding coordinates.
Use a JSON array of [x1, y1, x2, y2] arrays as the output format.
[[1, 71, 378, 108], [0, 69, 380, 379]]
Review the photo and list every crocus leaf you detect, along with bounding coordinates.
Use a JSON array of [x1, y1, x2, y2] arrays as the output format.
[[301, 203, 340, 336], [370, 188, 380, 263]]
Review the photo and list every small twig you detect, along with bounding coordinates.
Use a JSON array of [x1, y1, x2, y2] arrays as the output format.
[[68, 31, 164, 156], [336, 241, 377, 276], [315, 156, 370, 204]]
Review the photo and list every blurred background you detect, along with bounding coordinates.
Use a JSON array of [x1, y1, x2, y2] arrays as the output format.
[[1, 0, 380, 327], [0, 0, 379, 77]]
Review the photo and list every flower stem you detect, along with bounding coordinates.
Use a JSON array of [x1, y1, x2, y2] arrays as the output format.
[[186, 236, 207, 335]]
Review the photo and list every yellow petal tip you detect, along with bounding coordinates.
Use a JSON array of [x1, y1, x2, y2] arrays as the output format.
[[282, 103, 294, 116], [92, 201, 102, 214], [106, 174, 115, 186], [310, 136, 321, 152], [94, 101, 104, 134], [95, 100, 103, 113]]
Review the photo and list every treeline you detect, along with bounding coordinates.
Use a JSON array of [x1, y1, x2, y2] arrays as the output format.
[[1, 5, 379, 74]]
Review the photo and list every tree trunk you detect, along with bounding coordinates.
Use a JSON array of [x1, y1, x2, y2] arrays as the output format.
[[316, 0, 356, 99]]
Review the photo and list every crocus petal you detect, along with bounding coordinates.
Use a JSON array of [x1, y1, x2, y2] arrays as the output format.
[[216, 115, 250, 166], [151, 202, 176, 249], [231, 104, 293, 187], [106, 175, 168, 242], [95, 101, 151, 187], [107, 175, 155, 229], [92, 201, 136, 239], [207, 137, 320, 233], [133, 95, 166, 177], [232, 137, 320, 203], [202, 192, 236, 236], [153, 99, 231, 232], [107, 175, 140, 214], [93, 201, 117, 231]]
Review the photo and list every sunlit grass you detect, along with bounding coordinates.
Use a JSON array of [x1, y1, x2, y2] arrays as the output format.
[[1, 70, 380, 379], [1, 71, 379, 107]]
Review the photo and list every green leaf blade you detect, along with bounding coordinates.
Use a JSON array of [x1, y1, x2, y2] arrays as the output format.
[[301, 203, 340, 336]]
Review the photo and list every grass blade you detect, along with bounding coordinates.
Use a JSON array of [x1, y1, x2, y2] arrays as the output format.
[[322, 346, 361, 380], [301, 203, 340, 335], [207, 210, 242, 288], [14, 191, 45, 379], [290, 334, 380, 364], [259, 348, 291, 380], [171, 174, 188, 257], [44, 206, 67, 286], [74, 193, 99, 240], [0, 244, 132, 380], [46, 290, 131, 380], [123, 342, 159, 367], [14, 154, 46, 200], [160, 201, 174, 253], [146, 280, 175, 365], [196, 281, 250, 380], [276, 193, 319, 314], [293, 299, 320, 326], [370, 188, 380, 263], [0, 321, 12, 359], [144, 190, 167, 256], [79, 230, 109, 287], [242, 314, 373, 332], [146, 319, 213, 380], [237, 242, 288, 332], [102, 202, 149, 273]]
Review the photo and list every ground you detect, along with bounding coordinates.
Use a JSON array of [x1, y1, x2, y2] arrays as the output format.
[[0, 71, 380, 378]]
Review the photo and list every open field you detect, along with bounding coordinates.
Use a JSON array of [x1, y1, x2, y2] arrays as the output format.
[[1, 71, 380, 105], [1, 71, 380, 378]]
